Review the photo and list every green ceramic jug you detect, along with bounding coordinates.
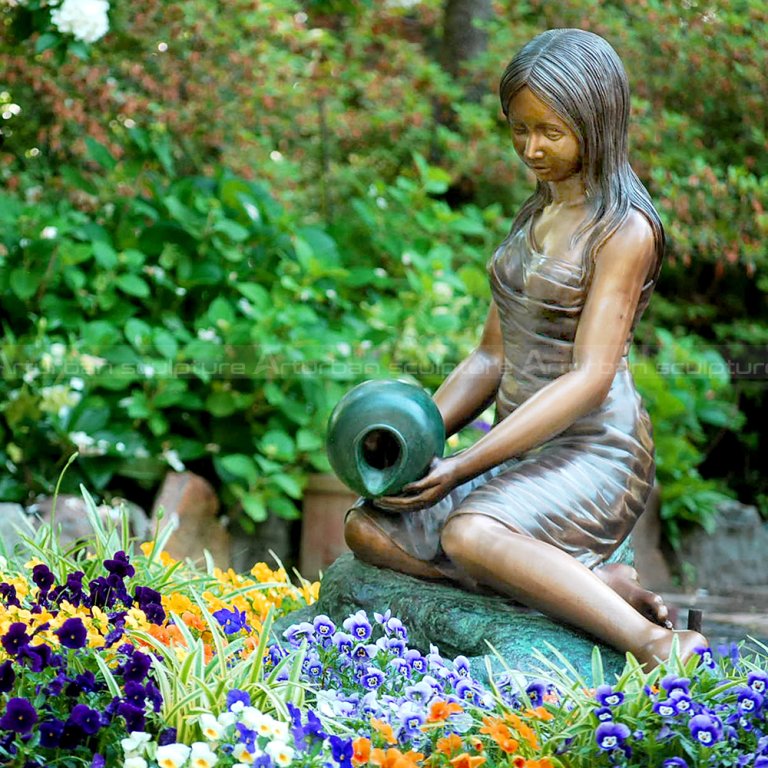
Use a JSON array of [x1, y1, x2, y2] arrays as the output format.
[[326, 379, 445, 498]]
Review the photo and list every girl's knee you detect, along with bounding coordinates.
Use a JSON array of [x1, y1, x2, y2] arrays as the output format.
[[441, 515, 488, 562]]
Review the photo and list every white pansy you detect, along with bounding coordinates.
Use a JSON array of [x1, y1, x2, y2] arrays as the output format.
[[50, 0, 110, 43], [197, 328, 220, 342], [124, 758, 148, 768], [189, 741, 218, 768], [198, 713, 225, 741], [155, 743, 191, 768], [240, 707, 271, 734], [265, 740, 294, 767], [40, 225, 58, 239], [232, 743, 258, 762], [270, 720, 289, 741], [69, 376, 85, 391], [217, 711, 237, 727]]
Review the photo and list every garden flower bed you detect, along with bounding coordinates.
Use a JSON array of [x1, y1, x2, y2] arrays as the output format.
[[2, 492, 767, 767]]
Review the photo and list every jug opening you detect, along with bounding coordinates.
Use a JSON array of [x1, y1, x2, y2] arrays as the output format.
[[361, 428, 402, 470]]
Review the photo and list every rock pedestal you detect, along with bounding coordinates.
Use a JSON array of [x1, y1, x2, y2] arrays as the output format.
[[274, 553, 625, 682]]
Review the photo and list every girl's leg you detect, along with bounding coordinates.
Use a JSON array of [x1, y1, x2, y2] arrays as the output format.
[[440, 513, 705, 669], [595, 563, 671, 628], [345, 506, 445, 580]]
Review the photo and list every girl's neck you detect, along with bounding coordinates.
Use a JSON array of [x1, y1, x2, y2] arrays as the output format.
[[548, 176, 589, 207]]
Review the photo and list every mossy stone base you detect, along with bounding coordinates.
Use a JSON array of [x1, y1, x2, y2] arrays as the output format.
[[274, 553, 626, 682]]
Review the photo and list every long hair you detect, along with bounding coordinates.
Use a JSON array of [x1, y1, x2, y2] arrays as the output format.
[[499, 29, 664, 273]]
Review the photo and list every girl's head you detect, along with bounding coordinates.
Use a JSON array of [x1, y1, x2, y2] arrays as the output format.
[[500, 29, 631, 195], [499, 29, 664, 266]]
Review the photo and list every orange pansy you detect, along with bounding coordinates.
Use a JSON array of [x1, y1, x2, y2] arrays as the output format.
[[427, 700, 463, 722], [353, 737, 371, 765], [524, 707, 554, 722], [435, 733, 463, 757], [449, 752, 486, 768], [505, 713, 539, 750], [371, 718, 398, 746]]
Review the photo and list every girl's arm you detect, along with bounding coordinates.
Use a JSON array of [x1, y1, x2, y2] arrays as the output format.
[[379, 211, 656, 510], [433, 302, 504, 437]]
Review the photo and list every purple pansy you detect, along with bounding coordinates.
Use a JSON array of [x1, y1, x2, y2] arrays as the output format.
[[694, 646, 716, 670], [342, 610, 372, 642], [660, 675, 690, 696], [2, 623, 31, 655], [32, 563, 56, 593], [313, 614, 336, 638], [736, 685, 764, 715], [0, 661, 15, 693], [595, 721, 630, 751], [68, 704, 103, 735], [653, 699, 678, 718], [525, 680, 549, 705], [329, 735, 353, 768], [39, 718, 64, 748], [662, 758, 688, 768], [213, 607, 251, 635], [103, 551, 135, 578], [55, 617, 88, 649], [361, 666, 385, 690], [688, 713, 722, 746], [595, 684, 624, 707], [748, 670, 768, 695], [283, 621, 315, 646], [594, 706, 613, 722], [227, 689, 251, 711], [0, 698, 39, 734], [332, 631, 354, 656]]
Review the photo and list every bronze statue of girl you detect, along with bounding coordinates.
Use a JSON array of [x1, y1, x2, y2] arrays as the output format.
[[345, 28, 706, 668]]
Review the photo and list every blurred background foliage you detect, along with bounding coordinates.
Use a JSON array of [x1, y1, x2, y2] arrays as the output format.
[[0, 0, 765, 547]]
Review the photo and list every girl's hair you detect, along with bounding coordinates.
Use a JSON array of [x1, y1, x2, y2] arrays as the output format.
[[499, 29, 664, 273]]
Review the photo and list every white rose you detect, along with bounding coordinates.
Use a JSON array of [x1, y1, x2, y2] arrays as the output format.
[[50, 0, 110, 43]]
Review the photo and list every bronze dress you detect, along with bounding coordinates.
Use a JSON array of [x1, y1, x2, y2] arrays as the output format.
[[359, 219, 657, 579]]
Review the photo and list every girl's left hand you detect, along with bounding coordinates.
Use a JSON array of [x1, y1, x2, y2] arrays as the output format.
[[375, 455, 463, 512]]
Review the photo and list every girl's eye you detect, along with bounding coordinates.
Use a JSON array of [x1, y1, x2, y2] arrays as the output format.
[[544, 129, 564, 140], [511, 124, 527, 135]]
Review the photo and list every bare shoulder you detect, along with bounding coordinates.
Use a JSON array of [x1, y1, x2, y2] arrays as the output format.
[[595, 209, 656, 276]]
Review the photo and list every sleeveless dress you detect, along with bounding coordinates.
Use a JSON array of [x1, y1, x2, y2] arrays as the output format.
[[356, 219, 657, 579]]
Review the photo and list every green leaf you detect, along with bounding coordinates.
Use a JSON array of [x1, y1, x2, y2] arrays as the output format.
[[35, 33, 59, 54], [219, 454, 258, 486], [271, 472, 305, 499], [213, 218, 250, 242], [268, 495, 300, 520], [153, 329, 179, 360], [259, 430, 296, 462], [241, 492, 267, 522], [10, 269, 37, 300], [116, 274, 150, 298], [296, 429, 323, 452], [235, 283, 270, 311], [206, 390, 237, 417], [93, 241, 118, 269], [124, 318, 153, 350], [208, 297, 235, 326], [85, 137, 116, 170]]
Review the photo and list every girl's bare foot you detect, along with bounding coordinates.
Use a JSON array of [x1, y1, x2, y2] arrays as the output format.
[[595, 563, 672, 628], [637, 628, 708, 671]]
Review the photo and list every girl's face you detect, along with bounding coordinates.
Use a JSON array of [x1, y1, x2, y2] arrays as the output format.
[[507, 87, 582, 184]]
